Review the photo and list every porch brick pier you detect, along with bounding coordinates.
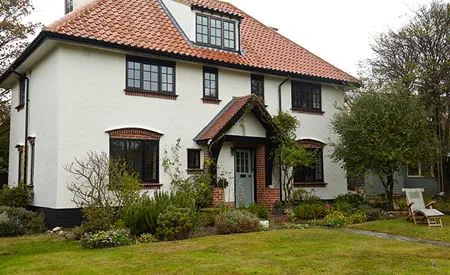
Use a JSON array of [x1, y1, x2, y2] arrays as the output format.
[[256, 145, 279, 210]]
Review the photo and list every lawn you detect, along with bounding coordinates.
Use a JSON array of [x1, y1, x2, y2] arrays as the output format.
[[1, 228, 450, 274], [349, 216, 450, 243]]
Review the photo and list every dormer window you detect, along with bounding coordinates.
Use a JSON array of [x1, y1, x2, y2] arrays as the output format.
[[196, 14, 236, 51], [65, 0, 74, 14]]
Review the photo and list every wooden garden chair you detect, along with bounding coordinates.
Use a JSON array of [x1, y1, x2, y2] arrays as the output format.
[[402, 188, 444, 228]]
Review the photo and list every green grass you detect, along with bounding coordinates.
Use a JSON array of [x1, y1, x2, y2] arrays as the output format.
[[349, 216, 450, 243], [1, 228, 450, 274]]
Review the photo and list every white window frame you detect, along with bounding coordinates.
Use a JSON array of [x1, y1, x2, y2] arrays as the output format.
[[407, 163, 434, 178]]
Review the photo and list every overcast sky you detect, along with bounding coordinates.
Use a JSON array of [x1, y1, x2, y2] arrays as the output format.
[[28, 0, 439, 77]]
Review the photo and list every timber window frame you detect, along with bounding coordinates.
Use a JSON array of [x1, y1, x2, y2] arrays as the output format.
[[203, 67, 219, 99], [195, 13, 237, 51], [187, 149, 202, 170], [294, 148, 324, 183], [291, 81, 322, 112], [126, 57, 176, 95], [110, 138, 160, 183], [251, 74, 264, 100]]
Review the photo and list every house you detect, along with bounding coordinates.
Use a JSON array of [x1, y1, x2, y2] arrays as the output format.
[[0, 0, 358, 226], [363, 165, 439, 197]]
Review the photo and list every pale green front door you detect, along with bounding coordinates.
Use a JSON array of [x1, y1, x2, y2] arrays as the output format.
[[235, 149, 254, 208]]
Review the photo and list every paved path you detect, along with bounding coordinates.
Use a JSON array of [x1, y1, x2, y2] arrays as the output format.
[[343, 228, 450, 248]]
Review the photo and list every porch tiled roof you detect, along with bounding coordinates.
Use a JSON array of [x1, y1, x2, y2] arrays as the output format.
[[194, 95, 253, 142], [46, 0, 358, 83]]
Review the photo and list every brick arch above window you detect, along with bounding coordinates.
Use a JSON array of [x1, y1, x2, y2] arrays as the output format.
[[106, 128, 163, 140], [297, 139, 326, 149]]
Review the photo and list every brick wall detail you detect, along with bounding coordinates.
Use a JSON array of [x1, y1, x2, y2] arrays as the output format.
[[255, 145, 279, 210], [212, 187, 225, 207], [106, 128, 162, 140]]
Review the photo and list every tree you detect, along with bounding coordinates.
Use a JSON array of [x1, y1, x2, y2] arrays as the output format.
[[368, 1, 450, 192], [0, 0, 40, 74], [331, 89, 435, 209], [65, 151, 141, 224], [271, 111, 312, 201], [0, 0, 40, 173]]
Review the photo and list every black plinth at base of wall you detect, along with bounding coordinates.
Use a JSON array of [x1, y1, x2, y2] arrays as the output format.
[[30, 206, 82, 229]]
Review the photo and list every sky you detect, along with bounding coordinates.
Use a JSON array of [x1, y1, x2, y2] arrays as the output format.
[[28, 0, 439, 77]]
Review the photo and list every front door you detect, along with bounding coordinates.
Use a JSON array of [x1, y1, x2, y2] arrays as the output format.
[[235, 149, 254, 208]]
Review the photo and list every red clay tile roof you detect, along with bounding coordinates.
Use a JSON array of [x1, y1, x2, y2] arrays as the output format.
[[46, 0, 358, 83], [195, 95, 257, 142]]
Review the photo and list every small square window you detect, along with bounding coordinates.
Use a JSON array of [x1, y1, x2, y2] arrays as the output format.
[[251, 75, 264, 99], [203, 67, 218, 99], [187, 149, 201, 170], [292, 81, 322, 111]]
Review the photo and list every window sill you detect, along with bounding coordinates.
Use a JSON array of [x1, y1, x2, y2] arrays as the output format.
[[124, 89, 178, 100], [187, 168, 204, 174], [202, 97, 221, 104], [15, 104, 24, 111], [141, 183, 163, 190], [291, 108, 324, 115], [293, 182, 327, 188]]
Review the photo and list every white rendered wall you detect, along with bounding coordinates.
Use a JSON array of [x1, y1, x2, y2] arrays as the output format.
[[9, 48, 61, 208], [73, 0, 93, 9], [8, 82, 23, 187], [8, 42, 348, 208], [227, 111, 266, 138]]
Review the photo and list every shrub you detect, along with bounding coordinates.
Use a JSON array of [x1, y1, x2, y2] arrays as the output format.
[[215, 210, 260, 235], [0, 183, 31, 207], [289, 189, 320, 206], [72, 226, 85, 240], [324, 211, 347, 228], [0, 206, 45, 237], [196, 209, 218, 227], [289, 202, 326, 221], [123, 191, 195, 236], [347, 211, 367, 224], [81, 228, 132, 249], [358, 205, 383, 221], [137, 233, 157, 244], [80, 206, 115, 234], [123, 193, 171, 236], [333, 201, 354, 215], [246, 203, 269, 220], [334, 193, 367, 208], [393, 196, 408, 211], [156, 205, 195, 241]]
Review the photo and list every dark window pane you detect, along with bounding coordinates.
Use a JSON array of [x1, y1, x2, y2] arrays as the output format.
[[251, 75, 264, 99], [126, 59, 175, 94], [203, 68, 218, 98], [19, 77, 26, 106], [127, 61, 142, 89], [294, 148, 323, 182], [210, 18, 222, 47], [196, 15, 209, 44], [187, 149, 201, 169], [110, 138, 159, 182], [223, 21, 235, 49], [292, 81, 321, 111]]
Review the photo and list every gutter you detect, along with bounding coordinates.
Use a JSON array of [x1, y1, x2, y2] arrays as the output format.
[[277, 76, 289, 203], [13, 71, 30, 187], [277, 76, 290, 112], [0, 31, 353, 88]]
